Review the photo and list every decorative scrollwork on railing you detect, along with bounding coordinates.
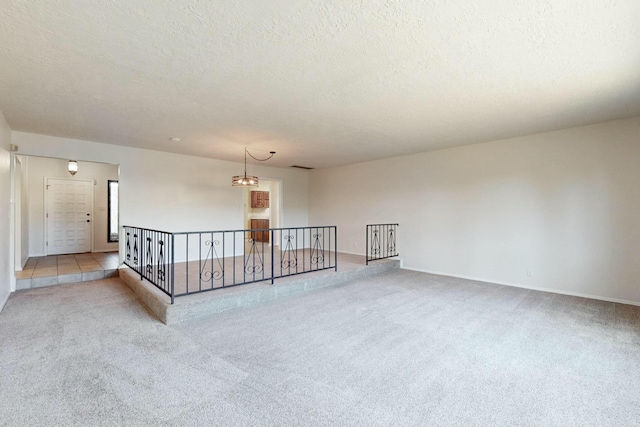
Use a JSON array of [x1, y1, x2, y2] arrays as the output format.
[[146, 237, 153, 274], [280, 235, 297, 269], [126, 232, 131, 261], [387, 227, 396, 254], [133, 233, 139, 265], [200, 240, 224, 282], [158, 240, 165, 281], [371, 229, 381, 256], [311, 233, 324, 265], [245, 239, 264, 274], [366, 224, 398, 264]]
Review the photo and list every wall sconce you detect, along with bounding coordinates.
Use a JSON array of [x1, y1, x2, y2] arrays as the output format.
[[68, 160, 78, 176]]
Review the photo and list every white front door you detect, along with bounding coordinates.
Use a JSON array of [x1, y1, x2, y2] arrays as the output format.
[[46, 178, 93, 255]]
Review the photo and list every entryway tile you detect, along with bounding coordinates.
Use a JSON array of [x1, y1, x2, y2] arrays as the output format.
[[16, 252, 119, 290], [15, 270, 34, 279], [80, 264, 102, 273], [32, 267, 58, 278], [58, 265, 81, 275]]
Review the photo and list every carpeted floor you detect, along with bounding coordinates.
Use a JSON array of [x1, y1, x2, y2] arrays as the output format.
[[1, 270, 639, 426]]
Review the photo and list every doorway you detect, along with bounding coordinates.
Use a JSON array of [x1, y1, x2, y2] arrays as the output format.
[[244, 179, 283, 247], [13, 155, 119, 263], [45, 178, 93, 255]]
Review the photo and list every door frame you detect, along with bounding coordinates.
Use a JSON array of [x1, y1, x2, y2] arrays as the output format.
[[13, 155, 23, 270], [44, 177, 94, 255]]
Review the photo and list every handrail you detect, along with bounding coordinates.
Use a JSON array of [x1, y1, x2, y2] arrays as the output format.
[[172, 225, 339, 235]]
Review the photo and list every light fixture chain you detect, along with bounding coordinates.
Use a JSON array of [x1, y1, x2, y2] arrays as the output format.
[[245, 148, 276, 162]]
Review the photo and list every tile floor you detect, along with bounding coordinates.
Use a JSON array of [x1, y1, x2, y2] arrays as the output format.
[[15, 252, 120, 290]]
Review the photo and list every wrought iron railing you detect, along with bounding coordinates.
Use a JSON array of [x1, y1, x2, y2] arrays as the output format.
[[123, 225, 337, 303], [124, 226, 174, 299], [366, 223, 399, 265]]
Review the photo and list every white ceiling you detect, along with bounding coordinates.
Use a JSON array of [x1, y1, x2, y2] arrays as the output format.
[[1, 1, 639, 169]]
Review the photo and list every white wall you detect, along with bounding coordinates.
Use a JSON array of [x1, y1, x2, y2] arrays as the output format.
[[12, 132, 309, 255], [0, 112, 12, 311], [309, 116, 640, 304], [24, 156, 119, 256]]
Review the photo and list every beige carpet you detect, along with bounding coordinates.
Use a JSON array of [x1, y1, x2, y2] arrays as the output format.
[[1, 270, 639, 426]]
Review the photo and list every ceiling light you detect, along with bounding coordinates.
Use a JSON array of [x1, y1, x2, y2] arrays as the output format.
[[68, 160, 78, 176], [232, 148, 276, 187]]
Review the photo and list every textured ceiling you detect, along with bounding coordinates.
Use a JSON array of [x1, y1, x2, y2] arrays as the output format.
[[1, 0, 639, 169]]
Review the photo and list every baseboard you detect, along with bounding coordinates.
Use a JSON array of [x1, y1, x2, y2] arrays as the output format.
[[339, 250, 365, 256], [402, 267, 640, 307], [338, 250, 404, 266], [92, 248, 119, 253]]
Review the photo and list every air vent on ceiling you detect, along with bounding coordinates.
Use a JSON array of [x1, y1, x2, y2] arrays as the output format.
[[290, 165, 314, 170]]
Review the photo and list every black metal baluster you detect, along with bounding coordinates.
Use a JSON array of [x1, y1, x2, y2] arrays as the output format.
[[334, 226, 338, 271], [366, 225, 369, 265], [210, 233, 214, 289], [222, 231, 226, 288], [126, 231, 131, 262], [328, 227, 331, 269], [271, 229, 275, 284], [170, 233, 175, 304], [158, 239, 165, 284], [185, 234, 189, 294], [323, 227, 327, 269], [133, 231, 138, 267]]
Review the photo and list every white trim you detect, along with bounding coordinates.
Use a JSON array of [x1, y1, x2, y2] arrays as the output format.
[[9, 152, 16, 293], [91, 248, 118, 253], [15, 256, 27, 271], [0, 291, 9, 313], [339, 250, 404, 268], [339, 250, 364, 256], [402, 267, 640, 307]]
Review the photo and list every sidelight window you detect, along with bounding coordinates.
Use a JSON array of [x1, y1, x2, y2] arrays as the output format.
[[108, 180, 119, 242]]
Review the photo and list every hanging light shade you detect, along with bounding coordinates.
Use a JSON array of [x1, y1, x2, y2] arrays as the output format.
[[68, 160, 78, 176], [232, 148, 275, 187], [232, 173, 259, 187]]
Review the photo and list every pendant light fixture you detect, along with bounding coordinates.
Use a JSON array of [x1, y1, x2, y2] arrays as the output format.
[[232, 148, 275, 187], [68, 160, 78, 176]]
